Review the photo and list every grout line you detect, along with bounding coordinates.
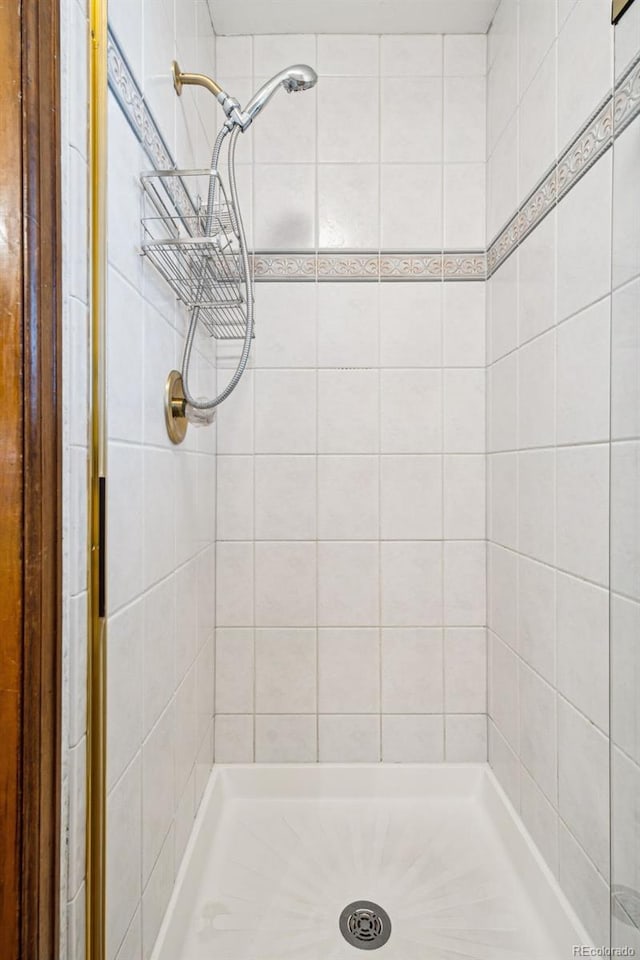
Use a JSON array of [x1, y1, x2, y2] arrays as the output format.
[[314, 33, 320, 765], [249, 35, 257, 767], [487, 625, 610, 742], [440, 65, 447, 760], [377, 33, 383, 764], [485, 536, 611, 594], [607, 35, 616, 914], [489, 290, 613, 365]]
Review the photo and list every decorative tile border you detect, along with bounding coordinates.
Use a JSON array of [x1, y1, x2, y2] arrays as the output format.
[[107, 30, 172, 171], [613, 49, 640, 136], [253, 252, 487, 281], [252, 254, 317, 280], [107, 26, 485, 283], [108, 25, 640, 284], [488, 49, 640, 276]]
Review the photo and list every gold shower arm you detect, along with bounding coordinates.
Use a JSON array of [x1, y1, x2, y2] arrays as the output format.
[[172, 60, 224, 98]]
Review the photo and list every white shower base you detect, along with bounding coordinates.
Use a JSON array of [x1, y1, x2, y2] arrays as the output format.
[[152, 764, 591, 960]]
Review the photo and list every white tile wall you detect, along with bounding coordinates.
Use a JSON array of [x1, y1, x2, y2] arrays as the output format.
[[486, 0, 637, 947], [214, 32, 485, 254], [610, 39, 640, 950], [215, 30, 487, 765], [101, 6, 219, 960]]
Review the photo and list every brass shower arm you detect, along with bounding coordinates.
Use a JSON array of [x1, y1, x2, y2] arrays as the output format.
[[171, 61, 249, 128], [172, 60, 224, 98]]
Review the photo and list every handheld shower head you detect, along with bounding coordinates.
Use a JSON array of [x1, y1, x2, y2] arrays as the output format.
[[242, 64, 318, 127]]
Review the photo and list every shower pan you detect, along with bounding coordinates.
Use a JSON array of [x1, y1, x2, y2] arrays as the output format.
[[150, 765, 590, 960]]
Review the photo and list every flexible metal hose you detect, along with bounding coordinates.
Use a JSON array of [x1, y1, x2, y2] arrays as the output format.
[[180, 124, 254, 411]]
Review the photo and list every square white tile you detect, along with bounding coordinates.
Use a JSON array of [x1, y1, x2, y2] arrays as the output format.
[[255, 369, 316, 454], [318, 542, 379, 626], [318, 715, 380, 762], [255, 628, 316, 713], [443, 282, 486, 367], [318, 164, 380, 249], [217, 456, 254, 540], [318, 628, 380, 712], [380, 35, 443, 77], [253, 165, 316, 249], [255, 715, 317, 762], [444, 77, 486, 163], [379, 283, 442, 368], [556, 572, 609, 733], [318, 369, 379, 453], [443, 455, 486, 540], [317, 283, 379, 368], [214, 715, 253, 763], [381, 78, 443, 163], [382, 715, 444, 762], [488, 543, 518, 651], [444, 541, 486, 626], [444, 627, 487, 713], [317, 456, 379, 540], [317, 35, 379, 77], [255, 456, 316, 540], [518, 664, 558, 804], [380, 455, 443, 539], [253, 283, 317, 369], [255, 541, 316, 627], [444, 368, 485, 454], [445, 715, 488, 761], [380, 369, 442, 453], [380, 164, 443, 249], [556, 444, 609, 586], [556, 298, 610, 445], [381, 541, 443, 626], [215, 628, 254, 714], [382, 628, 444, 713], [318, 77, 379, 163]]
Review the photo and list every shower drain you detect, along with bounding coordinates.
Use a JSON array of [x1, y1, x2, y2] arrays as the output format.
[[339, 901, 392, 950]]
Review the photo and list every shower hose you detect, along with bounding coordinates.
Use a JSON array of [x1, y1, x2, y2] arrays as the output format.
[[179, 123, 254, 416]]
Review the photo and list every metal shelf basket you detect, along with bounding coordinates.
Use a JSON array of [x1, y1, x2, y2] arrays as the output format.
[[141, 169, 252, 340]]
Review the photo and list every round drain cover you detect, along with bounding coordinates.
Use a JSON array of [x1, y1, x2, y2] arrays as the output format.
[[339, 901, 391, 950]]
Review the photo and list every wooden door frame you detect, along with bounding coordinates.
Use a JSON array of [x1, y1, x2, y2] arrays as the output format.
[[0, 0, 62, 957]]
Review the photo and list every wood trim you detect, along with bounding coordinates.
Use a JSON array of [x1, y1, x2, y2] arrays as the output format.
[[20, 0, 62, 954], [0, 0, 26, 945], [0, 0, 62, 956]]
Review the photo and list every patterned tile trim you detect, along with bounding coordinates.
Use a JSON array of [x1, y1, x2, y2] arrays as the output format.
[[253, 254, 317, 281], [252, 252, 487, 281], [488, 95, 613, 275], [614, 49, 640, 136], [108, 25, 640, 284], [107, 28, 484, 282], [107, 29, 173, 171], [488, 50, 640, 277]]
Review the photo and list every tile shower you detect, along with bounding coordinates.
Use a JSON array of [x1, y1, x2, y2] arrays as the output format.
[[57, 0, 640, 958]]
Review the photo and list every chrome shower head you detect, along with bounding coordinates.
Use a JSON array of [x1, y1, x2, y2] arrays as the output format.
[[242, 64, 318, 126]]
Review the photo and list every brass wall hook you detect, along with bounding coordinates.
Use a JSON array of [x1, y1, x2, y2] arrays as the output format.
[[165, 370, 188, 444]]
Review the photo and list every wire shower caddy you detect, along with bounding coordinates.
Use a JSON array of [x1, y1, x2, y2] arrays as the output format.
[[141, 168, 253, 342]]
